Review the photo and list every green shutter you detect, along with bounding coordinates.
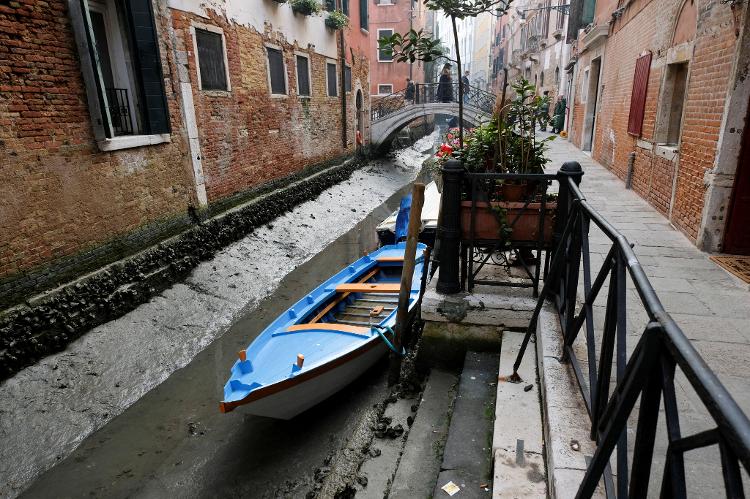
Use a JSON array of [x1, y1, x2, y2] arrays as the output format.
[[125, 0, 171, 134], [359, 0, 368, 29]]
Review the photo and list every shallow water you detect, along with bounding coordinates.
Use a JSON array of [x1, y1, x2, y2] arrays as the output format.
[[19, 165, 426, 499]]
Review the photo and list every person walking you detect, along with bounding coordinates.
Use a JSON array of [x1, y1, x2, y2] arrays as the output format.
[[437, 64, 453, 103], [552, 95, 566, 134], [405, 78, 415, 103], [461, 70, 471, 104], [537, 90, 551, 131]]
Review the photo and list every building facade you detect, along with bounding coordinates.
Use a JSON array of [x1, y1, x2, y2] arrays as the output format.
[[0, 0, 370, 307], [368, 0, 426, 97], [565, 0, 750, 253], [491, 0, 570, 107]]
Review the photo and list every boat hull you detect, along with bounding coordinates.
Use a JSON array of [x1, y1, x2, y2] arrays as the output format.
[[236, 340, 387, 420]]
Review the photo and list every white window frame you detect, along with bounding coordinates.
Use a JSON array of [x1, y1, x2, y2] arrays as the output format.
[[265, 43, 289, 98], [377, 29, 394, 62], [580, 67, 590, 104], [377, 84, 393, 95], [326, 60, 338, 98], [294, 51, 312, 98], [191, 22, 232, 92], [377, 0, 394, 5]]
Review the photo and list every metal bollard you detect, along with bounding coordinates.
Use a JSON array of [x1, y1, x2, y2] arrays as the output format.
[[436, 159, 464, 294]]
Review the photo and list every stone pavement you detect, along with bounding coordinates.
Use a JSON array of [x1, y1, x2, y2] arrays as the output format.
[[542, 134, 750, 494]]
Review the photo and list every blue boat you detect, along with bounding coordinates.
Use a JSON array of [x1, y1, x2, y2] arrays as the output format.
[[220, 242, 427, 419]]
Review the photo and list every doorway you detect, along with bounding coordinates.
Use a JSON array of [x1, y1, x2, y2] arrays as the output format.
[[582, 57, 601, 152], [724, 102, 750, 254]]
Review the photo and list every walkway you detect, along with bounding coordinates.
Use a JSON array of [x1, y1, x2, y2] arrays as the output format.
[[543, 133, 750, 495]]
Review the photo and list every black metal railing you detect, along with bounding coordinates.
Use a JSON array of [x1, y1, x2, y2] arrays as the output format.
[[511, 164, 750, 498], [106, 87, 134, 135], [462, 172, 559, 296], [370, 82, 496, 123]]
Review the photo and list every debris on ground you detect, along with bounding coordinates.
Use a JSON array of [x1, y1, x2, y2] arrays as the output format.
[[441, 480, 461, 496]]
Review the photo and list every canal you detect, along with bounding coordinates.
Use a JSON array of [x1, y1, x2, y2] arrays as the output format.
[[19, 158, 432, 499]]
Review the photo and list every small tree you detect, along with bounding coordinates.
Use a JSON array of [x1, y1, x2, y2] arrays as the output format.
[[379, 0, 512, 152]]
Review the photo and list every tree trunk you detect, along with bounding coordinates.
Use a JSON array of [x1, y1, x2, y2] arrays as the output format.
[[451, 14, 464, 151]]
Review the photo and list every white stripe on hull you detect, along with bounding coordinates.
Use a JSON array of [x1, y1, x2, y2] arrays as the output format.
[[240, 342, 388, 419]]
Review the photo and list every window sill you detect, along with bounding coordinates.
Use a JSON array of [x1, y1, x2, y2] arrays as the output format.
[[270, 93, 289, 99], [97, 134, 171, 152], [655, 144, 679, 161], [200, 89, 232, 97]]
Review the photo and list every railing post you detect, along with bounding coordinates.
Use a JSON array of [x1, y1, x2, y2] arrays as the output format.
[[436, 158, 464, 294], [553, 161, 584, 260]]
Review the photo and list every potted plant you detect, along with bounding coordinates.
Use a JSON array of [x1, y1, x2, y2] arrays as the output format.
[[458, 79, 558, 245], [325, 10, 349, 29], [290, 0, 321, 16]]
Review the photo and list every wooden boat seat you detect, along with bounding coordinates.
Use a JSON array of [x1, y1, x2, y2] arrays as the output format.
[[282, 323, 370, 338], [377, 256, 404, 262], [335, 283, 401, 293]]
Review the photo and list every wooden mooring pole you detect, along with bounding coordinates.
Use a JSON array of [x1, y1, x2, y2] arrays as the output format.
[[389, 182, 425, 386]]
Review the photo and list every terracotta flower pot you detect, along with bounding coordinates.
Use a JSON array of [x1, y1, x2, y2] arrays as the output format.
[[460, 200, 556, 243]]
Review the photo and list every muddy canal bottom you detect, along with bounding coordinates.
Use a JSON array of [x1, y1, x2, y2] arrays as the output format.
[[20, 177, 424, 499]]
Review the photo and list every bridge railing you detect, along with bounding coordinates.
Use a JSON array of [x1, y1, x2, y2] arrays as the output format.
[[510, 164, 750, 497], [371, 83, 496, 123]]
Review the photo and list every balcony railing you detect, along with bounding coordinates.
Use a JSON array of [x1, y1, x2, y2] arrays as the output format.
[[106, 87, 134, 136]]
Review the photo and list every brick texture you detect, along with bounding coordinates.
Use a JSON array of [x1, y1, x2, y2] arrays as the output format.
[[0, 1, 370, 306], [569, 0, 738, 240]]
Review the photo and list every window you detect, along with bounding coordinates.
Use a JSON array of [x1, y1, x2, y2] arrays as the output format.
[[345, 65, 352, 93], [580, 68, 590, 103], [378, 29, 393, 61], [377, 0, 393, 4], [378, 84, 393, 95], [194, 28, 229, 91], [267, 46, 287, 95], [342, 0, 349, 15], [655, 62, 689, 145], [325, 0, 335, 10], [327, 62, 338, 97], [627, 52, 652, 136], [360, 0, 368, 29], [69, 0, 170, 144], [296, 54, 311, 97]]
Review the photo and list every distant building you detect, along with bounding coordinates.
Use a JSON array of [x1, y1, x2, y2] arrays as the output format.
[[470, 13, 495, 91], [369, 0, 427, 97]]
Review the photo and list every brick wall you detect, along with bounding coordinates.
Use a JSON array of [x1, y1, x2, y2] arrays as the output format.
[[170, 9, 354, 203], [572, 0, 738, 240], [0, 0, 369, 308], [0, 0, 198, 299]]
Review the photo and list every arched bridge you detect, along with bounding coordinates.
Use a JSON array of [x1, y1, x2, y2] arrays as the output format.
[[370, 83, 496, 149]]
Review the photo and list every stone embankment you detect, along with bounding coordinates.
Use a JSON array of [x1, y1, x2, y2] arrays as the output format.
[[0, 134, 437, 498]]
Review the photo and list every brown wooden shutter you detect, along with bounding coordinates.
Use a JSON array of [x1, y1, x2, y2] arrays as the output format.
[[627, 52, 652, 137]]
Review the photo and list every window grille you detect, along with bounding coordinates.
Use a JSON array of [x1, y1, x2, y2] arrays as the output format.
[[327, 62, 338, 96], [267, 47, 287, 95], [196, 29, 228, 91], [296, 55, 310, 96]]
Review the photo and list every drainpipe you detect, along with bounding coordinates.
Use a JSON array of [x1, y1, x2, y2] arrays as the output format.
[[339, 28, 348, 151], [625, 151, 636, 189]]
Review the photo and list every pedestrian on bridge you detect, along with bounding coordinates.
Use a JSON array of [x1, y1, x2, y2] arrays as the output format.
[[437, 65, 453, 103], [405, 78, 415, 103], [461, 70, 470, 104]]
